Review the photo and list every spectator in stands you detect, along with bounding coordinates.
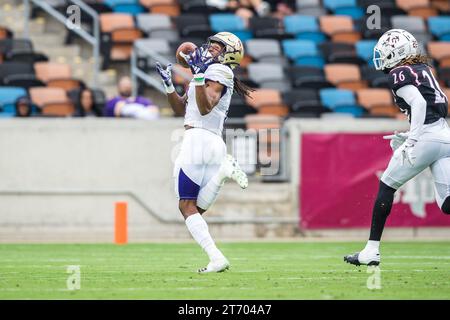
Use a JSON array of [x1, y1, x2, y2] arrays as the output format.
[[207, 0, 271, 26], [15, 96, 32, 117], [74, 88, 103, 117], [105, 76, 160, 120], [270, 1, 294, 20]]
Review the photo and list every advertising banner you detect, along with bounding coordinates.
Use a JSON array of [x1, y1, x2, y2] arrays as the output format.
[[300, 133, 450, 229]]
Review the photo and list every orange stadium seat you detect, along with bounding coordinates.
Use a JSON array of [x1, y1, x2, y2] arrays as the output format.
[[357, 88, 399, 118], [319, 16, 361, 44], [34, 62, 82, 92], [47, 78, 83, 91], [34, 62, 71, 82], [396, 0, 438, 18], [29, 87, 75, 116], [324, 64, 367, 90], [0, 27, 10, 40], [100, 13, 143, 68], [140, 0, 180, 17], [431, 0, 450, 12], [245, 89, 282, 108], [245, 89, 289, 117]]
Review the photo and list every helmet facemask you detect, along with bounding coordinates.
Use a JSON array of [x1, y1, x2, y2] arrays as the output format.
[[372, 29, 419, 71]]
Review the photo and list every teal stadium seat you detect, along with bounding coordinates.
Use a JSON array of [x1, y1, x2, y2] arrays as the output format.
[[104, 0, 145, 15], [283, 15, 326, 44], [209, 14, 253, 41], [323, 0, 364, 19], [319, 88, 365, 117], [428, 16, 450, 41], [282, 39, 325, 68], [0, 87, 27, 117], [355, 40, 377, 65]]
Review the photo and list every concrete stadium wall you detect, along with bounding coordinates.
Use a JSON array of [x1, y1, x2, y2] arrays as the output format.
[[0, 119, 295, 242], [1, 118, 448, 243]]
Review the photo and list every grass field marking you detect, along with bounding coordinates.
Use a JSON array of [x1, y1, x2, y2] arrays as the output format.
[[389, 256, 450, 259], [66, 265, 80, 291], [366, 266, 382, 290]]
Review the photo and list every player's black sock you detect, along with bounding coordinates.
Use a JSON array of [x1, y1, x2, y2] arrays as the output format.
[[369, 181, 397, 241], [441, 197, 450, 215]]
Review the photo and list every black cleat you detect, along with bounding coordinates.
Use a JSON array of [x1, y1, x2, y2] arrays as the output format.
[[344, 252, 380, 266]]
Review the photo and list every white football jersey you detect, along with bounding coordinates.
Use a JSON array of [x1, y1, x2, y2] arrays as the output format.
[[184, 63, 234, 135]]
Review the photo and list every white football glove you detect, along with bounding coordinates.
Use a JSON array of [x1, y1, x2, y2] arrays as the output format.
[[394, 139, 417, 167], [383, 131, 409, 151]]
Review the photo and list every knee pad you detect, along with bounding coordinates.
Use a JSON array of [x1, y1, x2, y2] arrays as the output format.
[[441, 197, 450, 215]]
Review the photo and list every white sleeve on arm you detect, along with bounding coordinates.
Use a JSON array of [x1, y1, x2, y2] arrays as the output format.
[[395, 84, 427, 142]]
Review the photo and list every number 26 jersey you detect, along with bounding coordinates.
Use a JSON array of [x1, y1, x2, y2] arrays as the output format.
[[389, 63, 448, 124]]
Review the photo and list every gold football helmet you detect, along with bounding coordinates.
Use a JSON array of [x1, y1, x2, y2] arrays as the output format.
[[207, 32, 244, 69]]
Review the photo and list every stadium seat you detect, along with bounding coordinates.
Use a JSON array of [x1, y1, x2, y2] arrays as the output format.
[[359, 0, 407, 17], [361, 65, 390, 88], [440, 67, 450, 86], [247, 63, 291, 92], [0, 26, 13, 40], [282, 39, 325, 67], [356, 88, 399, 117], [209, 14, 253, 41], [249, 17, 289, 41], [323, 0, 364, 19], [0, 39, 33, 55], [245, 40, 287, 66], [5, 51, 49, 64], [175, 13, 211, 38], [391, 16, 427, 34], [245, 89, 281, 108], [283, 88, 331, 117], [137, 13, 178, 40], [355, 40, 377, 64], [0, 62, 35, 85], [245, 114, 282, 130], [105, 0, 145, 15], [319, 16, 361, 44], [357, 15, 391, 39], [34, 62, 72, 83], [431, 0, 450, 13], [324, 64, 367, 90], [137, 13, 172, 35], [140, 0, 180, 16], [319, 42, 365, 65], [178, 0, 221, 14], [227, 94, 257, 118], [297, 7, 328, 17], [319, 88, 354, 109], [428, 16, 450, 41], [396, 0, 438, 18], [100, 13, 143, 68], [428, 42, 450, 67], [287, 65, 334, 89], [0, 87, 27, 114], [3, 74, 45, 90], [283, 15, 326, 44], [319, 88, 365, 117], [29, 87, 75, 116], [296, 0, 321, 8]]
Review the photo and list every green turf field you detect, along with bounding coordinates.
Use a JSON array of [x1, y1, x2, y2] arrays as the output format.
[[0, 242, 449, 299]]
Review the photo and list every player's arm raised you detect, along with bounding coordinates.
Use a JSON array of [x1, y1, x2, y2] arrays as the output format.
[[193, 76, 223, 115], [156, 62, 186, 116]]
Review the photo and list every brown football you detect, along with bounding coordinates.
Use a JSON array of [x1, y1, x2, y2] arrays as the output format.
[[176, 42, 197, 68]]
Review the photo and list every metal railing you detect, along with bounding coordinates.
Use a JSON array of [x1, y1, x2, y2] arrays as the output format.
[[131, 40, 192, 96], [23, 0, 100, 86]]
